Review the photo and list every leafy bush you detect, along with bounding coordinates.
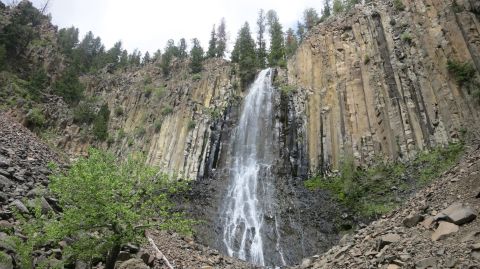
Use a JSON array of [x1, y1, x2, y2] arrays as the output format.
[[161, 105, 173, 116], [14, 149, 194, 269], [280, 84, 296, 95], [26, 107, 45, 130], [154, 120, 162, 133], [53, 68, 85, 104], [114, 106, 123, 116], [134, 127, 146, 138], [447, 60, 476, 86], [0, 45, 6, 71], [188, 120, 196, 130], [393, 0, 405, 11], [192, 73, 202, 81], [73, 100, 96, 124], [93, 103, 110, 141], [400, 32, 412, 43], [305, 143, 464, 218]]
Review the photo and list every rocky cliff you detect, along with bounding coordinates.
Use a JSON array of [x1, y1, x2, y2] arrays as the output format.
[[288, 0, 480, 173]]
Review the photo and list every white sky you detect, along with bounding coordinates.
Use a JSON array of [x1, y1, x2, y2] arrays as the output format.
[[31, 0, 323, 55]]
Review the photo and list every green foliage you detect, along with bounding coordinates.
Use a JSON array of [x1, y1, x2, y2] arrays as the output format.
[[189, 38, 204, 74], [215, 18, 227, 58], [333, 0, 345, 14], [116, 129, 126, 141], [58, 27, 79, 57], [114, 106, 123, 116], [26, 107, 45, 130], [14, 149, 194, 268], [0, 44, 6, 71], [161, 105, 173, 116], [364, 55, 371, 64], [188, 120, 196, 130], [447, 60, 477, 86], [207, 25, 217, 58], [93, 103, 110, 141], [192, 73, 202, 81], [266, 10, 285, 67], [134, 127, 146, 138], [305, 143, 464, 218], [256, 9, 267, 68], [279, 84, 296, 95], [231, 22, 257, 88], [303, 8, 319, 31], [73, 99, 96, 124], [285, 28, 298, 57], [400, 32, 412, 43], [393, 0, 406, 11], [53, 67, 85, 104], [154, 119, 162, 133], [27, 67, 49, 100]]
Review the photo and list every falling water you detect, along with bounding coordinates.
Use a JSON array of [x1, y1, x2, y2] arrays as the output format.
[[221, 69, 281, 266]]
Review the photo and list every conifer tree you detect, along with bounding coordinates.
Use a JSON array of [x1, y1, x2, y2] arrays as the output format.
[[285, 28, 298, 57], [296, 21, 305, 43], [256, 9, 267, 68], [153, 49, 162, 62], [333, 0, 345, 14], [207, 25, 217, 58], [143, 51, 151, 65], [231, 22, 257, 88], [189, 38, 204, 73], [321, 0, 332, 21], [303, 8, 319, 31], [216, 18, 227, 58], [266, 10, 285, 67], [178, 38, 188, 59]]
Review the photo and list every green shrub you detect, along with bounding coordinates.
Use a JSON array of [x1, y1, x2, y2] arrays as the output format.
[[53, 67, 85, 104], [143, 75, 152, 85], [280, 84, 296, 95], [364, 55, 371, 64], [154, 86, 167, 99], [401, 32, 412, 43], [305, 143, 464, 218], [0, 45, 6, 71], [134, 127, 146, 138], [114, 106, 123, 116], [393, 0, 405, 11], [144, 85, 153, 98], [93, 104, 110, 141], [26, 107, 45, 129], [447, 60, 476, 86], [116, 129, 126, 141], [154, 120, 162, 133], [161, 105, 173, 116], [192, 73, 202, 81], [188, 120, 196, 130], [73, 100, 96, 124], [14, 149, 194, 269]]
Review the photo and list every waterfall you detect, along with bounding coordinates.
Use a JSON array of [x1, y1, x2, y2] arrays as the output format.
[[221, 68, 283, 266]]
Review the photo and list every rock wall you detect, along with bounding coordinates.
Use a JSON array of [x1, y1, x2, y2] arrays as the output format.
[[57, 59, 239, 180], [288, 0, 480, 173]]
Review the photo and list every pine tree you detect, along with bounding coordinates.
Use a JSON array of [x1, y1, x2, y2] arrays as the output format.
[[189, 38, 204, 73], [231, 22, 257, 88], [266, 10, 285, 67], [321, 0, 332, 21], [143, 51, 151, 65], [58, 27, 79, 56], [106, 41, 122, 67], [256, 9, 267, 68], [216, 18, 227, 58], [153, 49, 162, 62], [178, 38, 188, 59], [333, 0, 345, 14], [303, 8, 319, 31], [119, 49, 128, 68], [285, 28, 298, 57], [207, 25, 217, 58], [296, 21, 305, 43]]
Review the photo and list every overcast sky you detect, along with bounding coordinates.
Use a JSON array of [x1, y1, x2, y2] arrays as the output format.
[[30, 0, 323, 56]]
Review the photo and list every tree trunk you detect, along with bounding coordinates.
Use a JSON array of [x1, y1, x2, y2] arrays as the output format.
[[105, 243, 121, 269]]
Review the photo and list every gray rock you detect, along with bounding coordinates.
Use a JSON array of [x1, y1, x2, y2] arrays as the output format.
[[117, 251, 132, 262], [0, 175, 13, 189], [415, 257, 437, 269], [472, 250, 480, 261], [300, 258, 312, 268], [378, 234, 401, 250], [0, 169, 10, 177], [447, 206, 476, 225], [431, 221, 459, 241], [75, 260, 88, 269], [0, 192, 8, 203], [11, 199, 29, 214], [118, 258, 149, 269], [139, 251, 154, 266], [0, 156, 11, 168], [403, 214, 424, 228], [40, 196, 54, 214]]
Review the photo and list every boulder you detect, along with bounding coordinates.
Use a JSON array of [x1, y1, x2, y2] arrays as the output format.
[[0, 252, 13, 269], [378, 233, 401, 250], [0, 156, 11, 168], [403, 214, 424, 228], [300, 258, 312, 268], [431, 221, 459, 241], [0, 175, 13, 189], [11, 199, 29, 214], [434, 203, 477, 225], [415, 257, 437, 269], [117, 258, 149, 269]]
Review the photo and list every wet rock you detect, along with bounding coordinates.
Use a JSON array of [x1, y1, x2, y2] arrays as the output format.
[[415, 257, 437, 269], [403, 214, 424, 228], [431, 221, 459, 241], [117, 258, 149, 269], [11, 199, 29, 214]]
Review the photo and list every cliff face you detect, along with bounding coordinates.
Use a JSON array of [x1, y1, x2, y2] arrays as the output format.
[[288, 0, 480, 173], [54, 59, 238, 180]]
